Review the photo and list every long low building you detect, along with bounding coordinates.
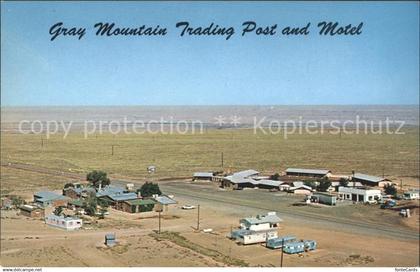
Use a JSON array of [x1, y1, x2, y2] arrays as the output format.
[[220, 170, 285, 190], [34, 191, 70, 207], [351, 173, 392, 188], [192, 172, 214, 181], [45, 214, 82, 230], [338, 187, 381, 203], [285, 168, 331, 178]]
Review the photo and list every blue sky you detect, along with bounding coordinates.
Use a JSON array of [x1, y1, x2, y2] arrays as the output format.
[[1, 1, 419, 106]]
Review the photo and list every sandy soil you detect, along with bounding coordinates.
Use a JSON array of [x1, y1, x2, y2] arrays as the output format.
[[1, 192, 419, 267]]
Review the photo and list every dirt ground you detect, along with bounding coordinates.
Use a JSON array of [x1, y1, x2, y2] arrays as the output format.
[[1, 190, 419, 267]]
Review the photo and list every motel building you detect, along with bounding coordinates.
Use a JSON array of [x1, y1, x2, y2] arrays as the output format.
[[45, 214, 83, 230], [338, 187, 382, 204], [230, 212, 282, 245]]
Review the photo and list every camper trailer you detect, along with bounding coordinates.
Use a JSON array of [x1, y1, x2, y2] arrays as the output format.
[[266, 235, 297, 249]]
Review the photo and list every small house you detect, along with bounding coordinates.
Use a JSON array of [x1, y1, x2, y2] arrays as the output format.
[[287, 185, 313, 195], [153, 195, 177, 212], [34, 191, 70, 207], [19, 205, 45, 218], [120, 199, 157, 213], [45, 214, 82, 230], [99, 192, 138, 208], [310, 192, 337, 206]]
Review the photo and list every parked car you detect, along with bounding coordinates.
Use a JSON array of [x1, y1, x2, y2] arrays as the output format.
[[181, 205, 196, 210]]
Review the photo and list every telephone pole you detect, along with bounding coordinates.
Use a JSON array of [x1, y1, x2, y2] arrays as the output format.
[[280, 238, 284, 267], [221, 152, 224, 168], [158, 211, 161, 234]]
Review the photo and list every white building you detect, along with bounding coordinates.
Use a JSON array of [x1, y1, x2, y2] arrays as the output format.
[[230, 212, 282, 245], [235, 229, 278, 245], [403, 190, 419, 200], [239, 211, 282, 231], [45, 214, 83, 230], [338, 187, 381, 204]]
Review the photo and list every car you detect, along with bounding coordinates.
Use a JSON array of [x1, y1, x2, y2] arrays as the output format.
[[181, 205, 196, 210]]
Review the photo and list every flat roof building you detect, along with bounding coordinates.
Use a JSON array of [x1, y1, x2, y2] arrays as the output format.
[[286, 168, 331, 178], [45, 214, 82, 230], [20, 205, 45, 218], [338, 187, 382, 203], [34, 191, 70, 207], [352, 173, 392, 188], [193, 172, 214, 181]]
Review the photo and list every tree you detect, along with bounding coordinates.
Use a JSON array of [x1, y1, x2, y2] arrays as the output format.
[[339, 178, 349, 187], [10, 195, 25, 207], [83, 191, 98, 216], [269, 173, 280, 181], [317, 180, 332, 192], [138, 182, 161, 197], [86, 170, 110, 189], [303, 181, 317, 189], [64, 183, 75, 189], [97, 198, 109, 219], [53, 206, 63, 216], [384, 184, 397, 196]]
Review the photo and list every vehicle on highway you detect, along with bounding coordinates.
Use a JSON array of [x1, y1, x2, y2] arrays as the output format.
[[181, 205, 196, 210]]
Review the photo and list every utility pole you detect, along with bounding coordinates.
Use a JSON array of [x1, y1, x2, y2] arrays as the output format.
[[265, 232, 268, 248], [221, 152, 224, 168], [280, 238, 284, 267], [111, 145, 114, 156], [158, 211, 161, 234], [196, 205, 200, 231], [382, 165, 385, 178]]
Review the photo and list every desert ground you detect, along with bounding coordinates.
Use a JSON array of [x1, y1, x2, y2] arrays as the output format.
[[1, 128, 419, 267]]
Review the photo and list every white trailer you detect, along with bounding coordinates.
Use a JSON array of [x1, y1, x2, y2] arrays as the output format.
[[236, 229, 278, 245], [45, 214, 82, 230]]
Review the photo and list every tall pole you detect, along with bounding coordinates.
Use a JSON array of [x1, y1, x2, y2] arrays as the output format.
[[280, 238, 284, 267], [197, 205, 200, 231], [158, 211, 161, 234], [265, 231, 268, 248], [221, 152, 224, 168]]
